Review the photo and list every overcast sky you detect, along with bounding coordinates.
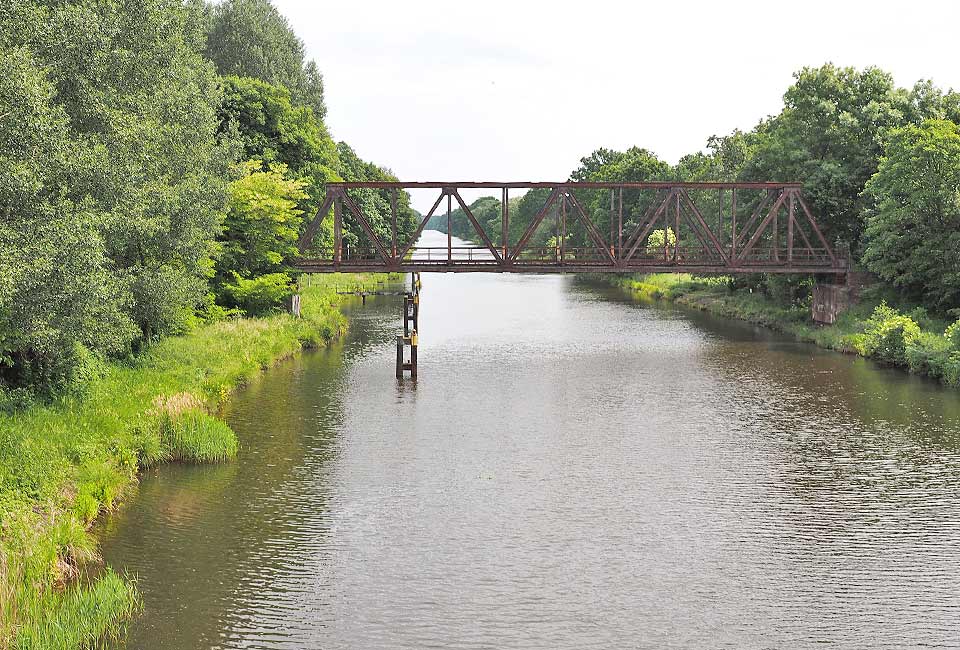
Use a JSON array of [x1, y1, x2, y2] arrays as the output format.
[[275, 0, 960, 209]]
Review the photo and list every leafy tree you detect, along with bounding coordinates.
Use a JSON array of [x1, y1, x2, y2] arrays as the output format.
[[205, 0, 326, 119], [572, 147, 670, 184], [218, 160, 307, 285], [0, 0, 231, 390], [29, 0, 232, 342], [862, 119, 960, 310], [905, 79, 960, 125], [336, 142, 419, 251], [426, 196, 502, 243], [740, 64, 914, 249], [221, 272, 294, 315], [509, 188, 554, 248], [220, 76, 337, 173], [218, 75, 339, 217], [0, 45, 136, 393], [569, 147, 671, 249], [676, 128, 767, 183], [646, 228, 676, 256]]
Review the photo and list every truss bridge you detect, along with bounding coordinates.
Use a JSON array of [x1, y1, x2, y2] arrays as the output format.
[[295, 182, 848, 276]]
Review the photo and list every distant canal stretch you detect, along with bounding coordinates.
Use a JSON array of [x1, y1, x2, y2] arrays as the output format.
[[99, 232, 960, 649]]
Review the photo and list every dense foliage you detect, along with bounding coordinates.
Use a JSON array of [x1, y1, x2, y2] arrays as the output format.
[[862, 120, 960, 310], [1, 0, 228, 394], [205, 0, 327, 119], [0, 0, 415, 397]]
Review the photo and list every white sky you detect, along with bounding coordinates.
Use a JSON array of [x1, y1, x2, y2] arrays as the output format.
[[276, 0, 960, 211]]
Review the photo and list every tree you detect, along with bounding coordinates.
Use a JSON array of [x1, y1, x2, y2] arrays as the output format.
[[0, 45, 136, 393], [205, 0, 326, 119], [28, 0, 232, 342], [219, 75, 340, 217], [2, 0, 226, 390], [426, 196, 502, 243], [217, 160, 307, 285], [645, 228, 677, 257], [216, 77, 418, 264], [336, 142, 419, 250], [220, 75, 337, 171], [740, 64, 914, 250], [862, 119, 960, 311], [675, 128, 767, 183], [569, 147, 671, 249]]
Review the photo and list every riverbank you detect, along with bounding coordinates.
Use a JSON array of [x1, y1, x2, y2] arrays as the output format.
[[612, 274, 960, 387], [0, 273, 392, 650]]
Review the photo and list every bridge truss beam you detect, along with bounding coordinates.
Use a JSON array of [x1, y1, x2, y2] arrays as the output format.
[[295, 182, 848, 275]]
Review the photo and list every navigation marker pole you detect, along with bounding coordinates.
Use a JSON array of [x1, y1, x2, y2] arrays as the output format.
[[396, 272, 421, 379]]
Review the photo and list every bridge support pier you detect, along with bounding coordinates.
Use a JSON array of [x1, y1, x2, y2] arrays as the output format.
[[811, 271, 874, 324], [396, 273, 421, 379]]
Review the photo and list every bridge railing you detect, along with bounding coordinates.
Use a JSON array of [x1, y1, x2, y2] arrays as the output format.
[[294, 182, 848, 275]]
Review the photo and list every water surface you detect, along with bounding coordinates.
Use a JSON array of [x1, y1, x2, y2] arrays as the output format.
[[99, 232, 960, 649]]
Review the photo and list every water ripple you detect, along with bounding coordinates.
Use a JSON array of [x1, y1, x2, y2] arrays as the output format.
[[99, 269, 960, 649]]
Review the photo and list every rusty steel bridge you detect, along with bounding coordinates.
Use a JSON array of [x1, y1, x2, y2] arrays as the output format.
[[295, 182, 848, 276]]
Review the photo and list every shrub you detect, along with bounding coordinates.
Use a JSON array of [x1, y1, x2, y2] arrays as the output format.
[[942, 355, 960, 387], [763, 274, 814, 306], [945, 320, 960, 349], [905, 330, 952, 379], [645, 228, 676, 256], [854, 302, 921, 367], [929, 320, 960, 386], [222, 272, 293, 316]]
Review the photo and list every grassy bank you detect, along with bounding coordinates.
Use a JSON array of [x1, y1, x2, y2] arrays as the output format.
[[613, 274, 960, 387], [0, 273, 393, 649]]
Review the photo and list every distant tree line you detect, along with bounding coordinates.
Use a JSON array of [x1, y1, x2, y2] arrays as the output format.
[[431, 66, 960, 313], [0, 0, 419, 397]]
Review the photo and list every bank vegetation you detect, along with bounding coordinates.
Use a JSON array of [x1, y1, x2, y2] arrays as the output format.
[[616, 274, 960, 387]]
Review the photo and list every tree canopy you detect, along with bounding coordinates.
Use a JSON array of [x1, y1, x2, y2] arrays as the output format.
[[205, 0, 326, 119], [862, 120, 960, 310]]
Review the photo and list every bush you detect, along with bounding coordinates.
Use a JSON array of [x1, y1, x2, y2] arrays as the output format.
[[942, 355, 960, 387], [862, 120, 960, 310], [853, 302, 921, 367], [945, 320, 960, 349], [915, 320, 960, 386], [763, 273, 814, 306], [222, 272, 293, 316], [905, 330, 952, 379], [196, 292, 243, 324], [645, 228, 676, 256]]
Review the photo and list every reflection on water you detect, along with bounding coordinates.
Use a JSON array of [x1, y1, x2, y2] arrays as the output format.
[[99, 233, 960, 649]]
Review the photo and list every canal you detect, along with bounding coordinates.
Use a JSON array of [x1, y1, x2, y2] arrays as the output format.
[[98, 232, 960, 649]]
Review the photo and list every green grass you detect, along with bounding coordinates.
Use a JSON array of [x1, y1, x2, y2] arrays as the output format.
[[162, 410, 239, 463], [0, 273, 394, 649], [615, 273, 960, 387], [12, 570, 139, 650]]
